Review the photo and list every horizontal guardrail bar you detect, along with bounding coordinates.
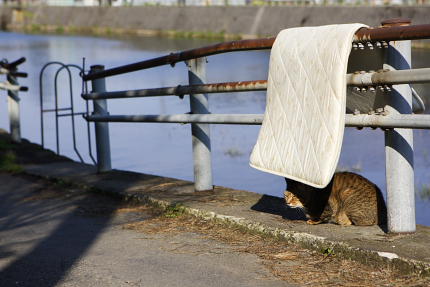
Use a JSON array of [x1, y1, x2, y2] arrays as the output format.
[[345, 114, 430, 129], [83, 24, 430, 81], [0, 57, 26, 69], [0, 68, 27, 78], [82, 38, 274, 81], [347, 68, 430, 86], [83, 80, 268, 100], [84, 113, 430, 129], [354, 23, 430, 42], [57, 112, 87, 118], [0, 82, 28, 92], [85, 114, 264, 125], [83, 68, 430, 100], [42, 107, 72, 113]]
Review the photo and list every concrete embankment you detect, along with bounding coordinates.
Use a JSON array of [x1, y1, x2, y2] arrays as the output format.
[[1, 6, 430, 39], [0, 129, 429, 277]]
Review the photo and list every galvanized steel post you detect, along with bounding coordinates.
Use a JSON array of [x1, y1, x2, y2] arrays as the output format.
[[382, 19, 415, 233], [7, 70, 21, 143], [187, 58, 213, 191], [90, 65, 112, 172]]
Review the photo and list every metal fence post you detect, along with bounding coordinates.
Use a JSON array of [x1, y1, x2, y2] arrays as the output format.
[[7, 70, 21, 143], [382, 18, 415, 233], [90, 65, 112, 172], [187, 57, 213, 191]]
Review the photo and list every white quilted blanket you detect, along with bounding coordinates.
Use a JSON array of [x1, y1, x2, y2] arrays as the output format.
[[250, 24, 366, 188]]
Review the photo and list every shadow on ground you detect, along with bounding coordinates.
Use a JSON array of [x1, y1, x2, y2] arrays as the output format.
[[251, 194, 306, 221], [0, 172, 133, 286]]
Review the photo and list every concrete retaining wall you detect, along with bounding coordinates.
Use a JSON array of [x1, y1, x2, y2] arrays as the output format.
[[1, 6, 430, 38]]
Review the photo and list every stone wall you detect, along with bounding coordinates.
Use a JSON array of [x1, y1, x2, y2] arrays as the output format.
[[1, 6, 430, 38]]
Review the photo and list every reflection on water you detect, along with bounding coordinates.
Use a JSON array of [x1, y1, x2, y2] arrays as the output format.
[[0, 31, 429, 226], [419, 185, 430, 201]]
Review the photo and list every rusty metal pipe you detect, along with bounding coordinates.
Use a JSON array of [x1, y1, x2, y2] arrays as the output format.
[[83, 38, 274, 81], [83, 68, 430, 100], [83, 24, 430, 82], [82, 80, 268, 100], [354, 24, 430, 43]]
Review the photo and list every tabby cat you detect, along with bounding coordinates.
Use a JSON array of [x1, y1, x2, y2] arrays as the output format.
[[284, 172, 387, 226]]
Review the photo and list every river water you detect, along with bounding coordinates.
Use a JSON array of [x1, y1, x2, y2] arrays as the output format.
[[0, 31, 429, 225]]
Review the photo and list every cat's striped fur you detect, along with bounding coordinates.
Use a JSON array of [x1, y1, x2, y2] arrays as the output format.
[[284, 172, 387, 226]]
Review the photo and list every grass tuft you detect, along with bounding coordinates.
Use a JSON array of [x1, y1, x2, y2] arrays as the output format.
[[0, 151, 23, 173], [163, 204, 185, 218]]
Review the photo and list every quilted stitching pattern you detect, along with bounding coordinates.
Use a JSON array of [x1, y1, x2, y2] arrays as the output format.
[[250, 24, 366, 188]]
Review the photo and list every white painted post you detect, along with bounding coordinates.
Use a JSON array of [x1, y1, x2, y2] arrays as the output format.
[[382, 18, 415, 233], [7, 71, 21, 143], [187, 58, 213, 192], [90, 65, 112, 173]]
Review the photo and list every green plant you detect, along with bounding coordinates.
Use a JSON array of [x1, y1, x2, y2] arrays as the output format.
[[22, 10, 35, 20], [0, 139, 13, 150], [55, 26, 65, 34], [163, 204, 185, 218], [418, 185, 430, 201], [30, 24, 41, 33], [0, 151, 23, 173], [322, 247, 335, 257]]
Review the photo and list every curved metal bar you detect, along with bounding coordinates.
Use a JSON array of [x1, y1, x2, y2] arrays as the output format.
[[78, 58, 97, 165], [82, 67, 97, 165], [52, 64, 73, 155], [39, 61, 69, 148], [69, 64, 96, 164], [54, 65, 84, 163], [67, 64, 96, 163]]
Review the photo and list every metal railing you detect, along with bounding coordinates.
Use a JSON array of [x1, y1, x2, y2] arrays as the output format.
[[82, 19, 430, 234], [39, 62, 96, 164], [0, 57, 28, 143]]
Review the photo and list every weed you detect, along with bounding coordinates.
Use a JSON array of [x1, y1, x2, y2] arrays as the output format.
[[0, 139, 13, 150], [105, 27, 113, 36], [163, 204, 185, 218], [55, 26, 65, 34], [418, 184, 430, 201], [322, 247, 335, 257], [0, 151, 23, 173], [30, 24, 41, 33], [22, 10, 35, 20]]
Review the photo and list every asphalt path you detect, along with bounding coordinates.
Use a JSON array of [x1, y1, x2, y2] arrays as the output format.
[[0, 173, 292, 287]]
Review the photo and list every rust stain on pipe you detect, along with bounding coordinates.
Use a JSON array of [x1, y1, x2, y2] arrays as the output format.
[[197, 80, 267, 90], [354, 24, 430, 42]]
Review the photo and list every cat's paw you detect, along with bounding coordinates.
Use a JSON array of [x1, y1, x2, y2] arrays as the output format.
[[336, 213, 353, 226], [306, 219, 322, 225]]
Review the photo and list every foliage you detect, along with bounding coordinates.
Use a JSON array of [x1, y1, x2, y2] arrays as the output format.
[[322, 247, 335, 257], [0, 151, 23, 173], [418, 184, 430, 201], [163, 204, 185, 218]]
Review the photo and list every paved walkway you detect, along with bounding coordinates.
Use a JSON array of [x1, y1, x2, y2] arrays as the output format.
[[0, 173, 292, 287]]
